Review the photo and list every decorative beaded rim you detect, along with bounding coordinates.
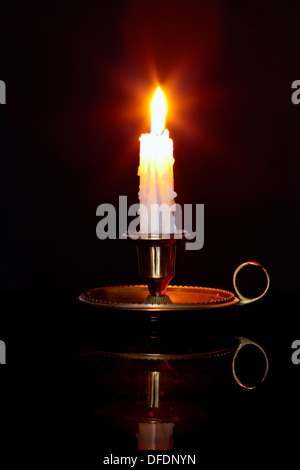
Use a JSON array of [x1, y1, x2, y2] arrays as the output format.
[[78, 285, 240, 311]]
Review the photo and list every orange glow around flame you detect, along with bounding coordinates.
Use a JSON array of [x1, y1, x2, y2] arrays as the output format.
[[150, 87, 167, 135]]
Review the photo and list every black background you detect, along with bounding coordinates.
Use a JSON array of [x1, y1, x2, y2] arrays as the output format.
[[0, 0, 299, 466]]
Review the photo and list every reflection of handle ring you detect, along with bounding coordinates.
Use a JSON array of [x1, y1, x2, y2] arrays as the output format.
[[232, 337, 269, 389], [233, 261, 270, 304]]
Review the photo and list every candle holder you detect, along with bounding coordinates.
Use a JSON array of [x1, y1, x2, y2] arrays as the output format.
[[135, 236, 176, 305], [125, 231, 186, 305]]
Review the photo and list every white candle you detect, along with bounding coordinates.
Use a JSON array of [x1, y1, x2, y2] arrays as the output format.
[[138, 87, 177, 234]]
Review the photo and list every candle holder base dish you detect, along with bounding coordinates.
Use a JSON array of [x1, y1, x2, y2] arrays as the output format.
[[78, 285, 239, 311]]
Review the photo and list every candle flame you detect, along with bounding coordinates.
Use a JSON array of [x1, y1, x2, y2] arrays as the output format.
[[150, 87, 167, 135]]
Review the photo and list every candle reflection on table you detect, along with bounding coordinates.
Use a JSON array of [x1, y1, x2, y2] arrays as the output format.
[[137, 422, 175, 450]]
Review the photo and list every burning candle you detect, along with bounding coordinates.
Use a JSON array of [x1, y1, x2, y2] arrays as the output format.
[[138, 87, 177, 235]]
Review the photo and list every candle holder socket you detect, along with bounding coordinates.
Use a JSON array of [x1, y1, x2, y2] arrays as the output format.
[[135, 237, 177, 305]]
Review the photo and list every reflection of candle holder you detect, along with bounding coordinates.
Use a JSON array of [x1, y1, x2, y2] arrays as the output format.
[[136, 364, 177, 450]]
